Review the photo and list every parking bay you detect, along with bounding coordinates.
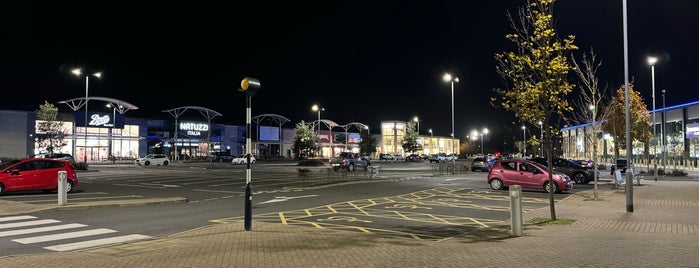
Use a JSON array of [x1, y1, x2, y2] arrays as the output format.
[[213, 187, 552, 240]]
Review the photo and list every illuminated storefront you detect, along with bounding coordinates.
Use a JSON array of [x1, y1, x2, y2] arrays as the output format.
[[380, 120, 459, 156], [561, 100, 699, 167]]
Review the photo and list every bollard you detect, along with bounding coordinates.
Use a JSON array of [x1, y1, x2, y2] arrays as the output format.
[[510, 185, 522, 236], [57, 171, 67, 205]]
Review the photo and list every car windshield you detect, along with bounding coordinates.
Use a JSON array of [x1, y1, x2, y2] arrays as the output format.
[[531, 161, 550, 171]]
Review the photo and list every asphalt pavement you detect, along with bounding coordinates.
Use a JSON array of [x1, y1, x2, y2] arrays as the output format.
[[0, 167, 697, 267]]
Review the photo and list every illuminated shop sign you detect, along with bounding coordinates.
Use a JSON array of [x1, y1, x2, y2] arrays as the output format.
[[179, 122, 209, 137], [75, 111, 124, 128]]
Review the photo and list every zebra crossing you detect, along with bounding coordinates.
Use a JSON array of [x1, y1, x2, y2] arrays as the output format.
[[0, 215, 152, 252]]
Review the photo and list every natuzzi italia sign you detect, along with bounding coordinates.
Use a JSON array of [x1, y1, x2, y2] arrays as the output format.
[[178, 122, 209, 137], [75, 111, 124, 128]]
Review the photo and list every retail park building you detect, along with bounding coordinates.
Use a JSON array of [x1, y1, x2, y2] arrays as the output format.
[[0, 98, 458, 161]]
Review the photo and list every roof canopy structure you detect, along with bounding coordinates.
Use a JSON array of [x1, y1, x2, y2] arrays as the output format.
[[58, 96, 138, 114]]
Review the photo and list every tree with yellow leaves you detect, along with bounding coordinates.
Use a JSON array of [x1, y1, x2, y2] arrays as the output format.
[[493, 0, 577, 220], [600, 83, 652, 159]]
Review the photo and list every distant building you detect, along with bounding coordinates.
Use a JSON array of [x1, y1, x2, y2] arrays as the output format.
[[560, 100, 699, 168]]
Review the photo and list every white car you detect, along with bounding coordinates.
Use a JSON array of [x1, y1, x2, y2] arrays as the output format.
[[232, 154, 256, 164], [135, 154, 170, 166]]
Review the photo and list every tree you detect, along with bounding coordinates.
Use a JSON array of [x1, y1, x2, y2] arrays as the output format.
[[358, 129, 377, 156], [571, 48, 609, 200], [493, 0, 577, 220], [291, 121, 318, 159], [35, 101, 68, 155], [402, 120, 422, 154], [600, 83, 652, 159]]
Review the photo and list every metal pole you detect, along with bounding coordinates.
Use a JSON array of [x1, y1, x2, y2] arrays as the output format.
[[662, 89, 666, 171], [651, 63, 658, 181], [522, 127, 526, 158], [84, 76, 89, 164], [481, 133, 484, 155], [451, 81, 455, 174], [623, 0, 634, 212], [244, 94, 252, 231], [317, 109, 321, 157]]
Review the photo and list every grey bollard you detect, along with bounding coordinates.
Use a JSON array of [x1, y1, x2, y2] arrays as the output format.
[[510, 185, 523, 236], [58, 171, 67, 205]]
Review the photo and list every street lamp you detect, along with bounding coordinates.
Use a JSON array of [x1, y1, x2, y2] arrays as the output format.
[[522, 125, 527, 158], [477, 128, 489, 155], [443, 73, 459, 174], [413, 116, 420, 135], [311, 104, 324, 157], [648, 56, 659, 180], [71, 68, 102, 164]]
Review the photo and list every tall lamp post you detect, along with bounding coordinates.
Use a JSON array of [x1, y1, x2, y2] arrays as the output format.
[[443, 73, 459, 174], [662, 89, 666, 172], [71, 68, 102, 164], [522, 126, 527, 158], [479, 128, 489, 155], [648, 56, 659, 181], [428, 128, 433, 154], [312, 104, 324, 158]]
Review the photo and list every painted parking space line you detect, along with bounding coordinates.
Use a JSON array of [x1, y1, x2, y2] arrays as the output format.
[[210, 187, 543, 240]]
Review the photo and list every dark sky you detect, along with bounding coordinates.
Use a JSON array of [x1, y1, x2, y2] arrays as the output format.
[[4, 1, 698, 151]]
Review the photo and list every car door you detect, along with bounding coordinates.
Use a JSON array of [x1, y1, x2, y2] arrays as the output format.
[[7, 161, 41, 190], [34, 160, 63, 189], [516, 162, 540, 188]]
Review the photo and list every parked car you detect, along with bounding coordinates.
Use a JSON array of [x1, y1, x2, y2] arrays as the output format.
[[428, 153, 447, 163], [329, 152, 370, 171], [33, 153, 76, 165], [211, 152, 235, 162], [471, 157, 494, 172], [405, 154, 422, 162], [530, 157, 597, 184], [232, 154, 256, 165], [487, 159, 573, 193], [135, 154, 170, 166], [379, 153, 395, 161], [0, 158, 78, 194]]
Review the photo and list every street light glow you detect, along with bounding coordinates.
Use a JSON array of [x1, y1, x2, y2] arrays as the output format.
[[647, 56, 658, 65]]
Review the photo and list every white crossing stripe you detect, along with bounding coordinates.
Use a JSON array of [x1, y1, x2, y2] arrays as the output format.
[[12, 228, 117, 244], [0, 219, 60, 229], [0, 215, 37, 222], [44, 234, 152, 252], [0, 223, 87, 237]]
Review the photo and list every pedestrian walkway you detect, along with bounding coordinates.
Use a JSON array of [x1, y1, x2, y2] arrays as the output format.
[[0, 179, 697, 267]]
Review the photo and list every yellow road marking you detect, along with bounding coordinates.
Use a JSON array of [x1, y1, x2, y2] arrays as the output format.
[[279, 212, 287, 224]]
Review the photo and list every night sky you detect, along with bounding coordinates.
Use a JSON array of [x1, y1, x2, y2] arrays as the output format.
[[4, 1, 698, 152]]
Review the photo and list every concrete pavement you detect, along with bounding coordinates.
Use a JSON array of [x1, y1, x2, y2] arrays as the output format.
[[0, 175, 697, 267]]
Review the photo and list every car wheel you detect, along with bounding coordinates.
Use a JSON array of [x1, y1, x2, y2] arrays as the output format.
[[144, 161, 151, 166], [163, 161, 169, 166], [0, 183, 6, 194], [66, 181, 74, 193], [471, 168, 476, 172], [363, 164, 369, 171], [545, 181, 559, 193], [572, 173, 586, 184], [348, 163, 355, 172], [489, 179, 503, 190]]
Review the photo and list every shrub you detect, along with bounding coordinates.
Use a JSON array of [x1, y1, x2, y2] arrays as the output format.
[[73, 162, 89, 170]]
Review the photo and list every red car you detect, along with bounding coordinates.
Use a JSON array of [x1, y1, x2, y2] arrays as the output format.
[[487, 159, 572, 193], [0, 158, 78, 194]]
